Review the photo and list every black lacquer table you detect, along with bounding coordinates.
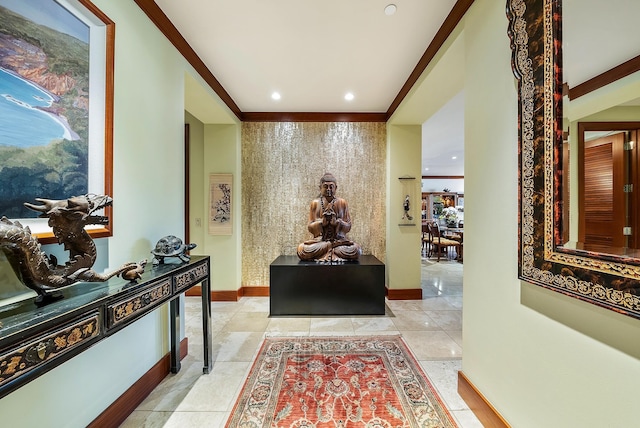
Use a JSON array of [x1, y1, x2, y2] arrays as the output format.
[[0, 255, 211, 399], [270, 255, 385, 316]]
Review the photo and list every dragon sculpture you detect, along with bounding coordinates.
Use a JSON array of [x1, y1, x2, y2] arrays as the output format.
[[0, 194, 139, 304]]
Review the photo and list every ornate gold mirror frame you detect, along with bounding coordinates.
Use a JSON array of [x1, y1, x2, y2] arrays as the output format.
[[507, 0, 640, 318]]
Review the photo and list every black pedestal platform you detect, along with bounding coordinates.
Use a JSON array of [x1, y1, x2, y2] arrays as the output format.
[[269, 255, 385, 316]]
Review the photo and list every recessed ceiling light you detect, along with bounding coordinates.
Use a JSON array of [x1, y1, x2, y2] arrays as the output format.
[[384, 4, 397, 15], [451, 156, 457, 160], [344, 92, 354, 101], [425, 167, 429, 171], [271, 92, 281, 100]]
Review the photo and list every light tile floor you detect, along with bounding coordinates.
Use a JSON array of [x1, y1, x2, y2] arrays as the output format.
[[121, 258, 482, 427]]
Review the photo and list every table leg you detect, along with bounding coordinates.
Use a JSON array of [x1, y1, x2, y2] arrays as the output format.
[[201, 277, 212, 374], [169, 297, 181, 373]]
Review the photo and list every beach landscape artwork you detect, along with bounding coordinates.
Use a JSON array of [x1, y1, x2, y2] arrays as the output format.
[[0, 0, 90, 218]]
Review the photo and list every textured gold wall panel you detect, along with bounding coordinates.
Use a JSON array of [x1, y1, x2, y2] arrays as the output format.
[[242, 122, 386, 287]]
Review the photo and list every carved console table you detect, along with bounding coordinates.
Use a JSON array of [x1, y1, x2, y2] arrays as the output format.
[[0, 255, 211, 399]]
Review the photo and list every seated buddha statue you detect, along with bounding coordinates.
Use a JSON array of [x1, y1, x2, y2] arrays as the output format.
[[297, 172, 361, 262]]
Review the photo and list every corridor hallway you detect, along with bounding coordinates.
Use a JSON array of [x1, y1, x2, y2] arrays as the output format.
[[121, 259, 477, 427]]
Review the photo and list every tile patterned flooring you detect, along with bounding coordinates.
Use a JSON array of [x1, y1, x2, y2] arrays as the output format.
[[121, 259, 482, 427]]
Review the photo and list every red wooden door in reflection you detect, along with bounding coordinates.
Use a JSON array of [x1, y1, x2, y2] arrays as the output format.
[[579, 132, 625, 248]]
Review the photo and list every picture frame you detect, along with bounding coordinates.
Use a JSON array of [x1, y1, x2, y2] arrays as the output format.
[[0, 0, 114, 244], [209, 173, 232, 235]]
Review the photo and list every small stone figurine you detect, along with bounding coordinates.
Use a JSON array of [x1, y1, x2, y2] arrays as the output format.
[[119, 259, 147, 282], [151, 235, 197, 265], [402, 195, 413, 221]]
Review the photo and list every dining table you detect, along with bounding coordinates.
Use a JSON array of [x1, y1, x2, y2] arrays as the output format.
[[441, 226, 463, 261]]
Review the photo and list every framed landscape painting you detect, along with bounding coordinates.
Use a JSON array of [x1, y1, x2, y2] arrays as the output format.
[[0, 0, 114, 242]]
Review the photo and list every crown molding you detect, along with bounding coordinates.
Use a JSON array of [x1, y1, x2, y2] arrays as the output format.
[[241, 112, 387, 122]]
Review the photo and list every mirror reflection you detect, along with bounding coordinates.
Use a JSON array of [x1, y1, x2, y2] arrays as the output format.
[[559, 0, 640, 259]]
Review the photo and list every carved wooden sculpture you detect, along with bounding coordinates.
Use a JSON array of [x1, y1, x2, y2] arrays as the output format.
[[297, 173, 361, 262], [0, 194, 139, 304]]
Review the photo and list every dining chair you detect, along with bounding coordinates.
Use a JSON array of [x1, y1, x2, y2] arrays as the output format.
[[426, 221, 461, 261], [422, 222, 432, 256]]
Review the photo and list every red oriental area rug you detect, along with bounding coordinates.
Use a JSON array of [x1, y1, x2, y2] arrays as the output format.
[[225, 336, 458, 427]]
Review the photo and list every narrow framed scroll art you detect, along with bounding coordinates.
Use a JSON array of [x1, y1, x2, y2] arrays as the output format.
[[209, 173, 232, 235]]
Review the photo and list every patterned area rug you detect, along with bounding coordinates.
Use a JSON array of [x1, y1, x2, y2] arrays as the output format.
[[225, 336, 458, 427]]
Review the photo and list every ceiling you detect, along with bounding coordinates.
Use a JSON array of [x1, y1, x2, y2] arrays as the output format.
[[151, 0, 467, 177], [154, 0, 459, 114], [563, 0, 640, 89], [150, 1, 640, 179], [563, 0, 640, 110]]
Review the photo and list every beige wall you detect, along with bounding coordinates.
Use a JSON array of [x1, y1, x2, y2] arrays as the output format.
[[186, 83, 242, 293], [241, 122, 387, 287], [386, 125, 422, 291], [0, 1, 235, 426], [185, 111, 205, 247], [202, 124, 242, 291], [462, 0, 640, 426]]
